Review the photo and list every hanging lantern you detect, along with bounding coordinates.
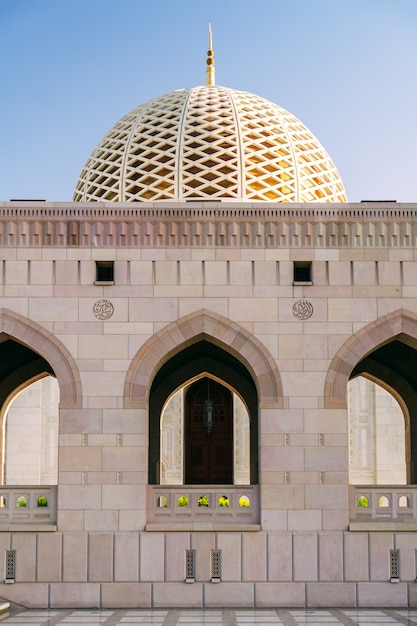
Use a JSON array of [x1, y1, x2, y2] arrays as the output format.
[[203, 397, 215, 434]]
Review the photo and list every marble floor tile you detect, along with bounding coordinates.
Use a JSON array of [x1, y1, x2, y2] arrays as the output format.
[[3, 608, 417, 626]]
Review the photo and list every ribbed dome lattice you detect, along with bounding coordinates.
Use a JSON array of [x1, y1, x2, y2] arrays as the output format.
[[74, 85, 346, 203]]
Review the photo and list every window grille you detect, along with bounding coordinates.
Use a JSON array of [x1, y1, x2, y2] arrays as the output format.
[[211, 549, 221, 583], [390, 549, 399, 582], [185, 549, 196, 583], [5, 550, 15, 583]]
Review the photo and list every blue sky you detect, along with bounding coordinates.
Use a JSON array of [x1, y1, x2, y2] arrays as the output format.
[[1, 0, 416, 202]]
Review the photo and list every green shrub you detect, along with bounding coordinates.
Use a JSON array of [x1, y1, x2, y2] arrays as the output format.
[[198, 495, 209, 507], [177, 495, 189, 507]]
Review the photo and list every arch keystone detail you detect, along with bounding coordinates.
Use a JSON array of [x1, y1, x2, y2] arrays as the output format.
[[0, 308, 82, 408], [325, 309, 417, 409], [125, 309, 282, 409]]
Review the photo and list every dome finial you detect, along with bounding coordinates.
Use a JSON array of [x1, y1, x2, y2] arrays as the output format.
[[206, 23, 215, 86]]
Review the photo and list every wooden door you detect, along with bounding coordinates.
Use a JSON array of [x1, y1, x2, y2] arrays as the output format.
[[185, 378, 233, 484]]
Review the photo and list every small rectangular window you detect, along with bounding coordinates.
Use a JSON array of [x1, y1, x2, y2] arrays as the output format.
[[293, 261, 312, 284], [95, 261, 114, 284]]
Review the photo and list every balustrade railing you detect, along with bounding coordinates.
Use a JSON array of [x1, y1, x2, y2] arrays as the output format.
[[147, 485, 260, 529], [0, 486, 57, 528], [5, 484, 416, 530], [349, 485, 417, 526]]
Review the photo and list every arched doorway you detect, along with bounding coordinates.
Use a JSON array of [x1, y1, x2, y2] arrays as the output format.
[[160, 383, 250, 485], [325, 310, 417, 484], [185, 378, 233, 484], [125, 310, 283, 486], [0, 309, 81, 484], [148, 340, 259, 485]]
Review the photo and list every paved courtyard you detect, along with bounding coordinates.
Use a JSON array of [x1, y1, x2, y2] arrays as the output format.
[[2, 608, 417, 626]]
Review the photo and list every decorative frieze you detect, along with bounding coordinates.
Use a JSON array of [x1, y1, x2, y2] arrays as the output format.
[[0, 202, 417, 248]]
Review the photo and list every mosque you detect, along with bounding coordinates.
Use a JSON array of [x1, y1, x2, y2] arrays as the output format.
[[1, 31, 417, 609]]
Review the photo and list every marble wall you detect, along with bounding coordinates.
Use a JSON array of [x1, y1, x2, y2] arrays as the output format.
[[0, 201, 416, 608]]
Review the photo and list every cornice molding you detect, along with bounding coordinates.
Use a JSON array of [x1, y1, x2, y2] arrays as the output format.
[[0, 202, 416, 248]]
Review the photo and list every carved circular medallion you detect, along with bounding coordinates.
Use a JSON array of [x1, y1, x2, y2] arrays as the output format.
[[93, 299, 114, 320], [292, 299, 313, 320]]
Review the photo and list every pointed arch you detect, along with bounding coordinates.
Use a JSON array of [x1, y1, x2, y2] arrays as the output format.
[[0, 309, 81, 408], [124, 309, 283, 409], [325, 309, 417, 409]]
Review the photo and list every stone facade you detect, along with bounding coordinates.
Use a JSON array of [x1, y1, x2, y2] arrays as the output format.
[[0, 200, 417, 608]]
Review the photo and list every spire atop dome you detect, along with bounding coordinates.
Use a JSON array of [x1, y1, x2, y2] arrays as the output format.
[[74, 56, 347, 203], [205, 23, 215, 86]]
